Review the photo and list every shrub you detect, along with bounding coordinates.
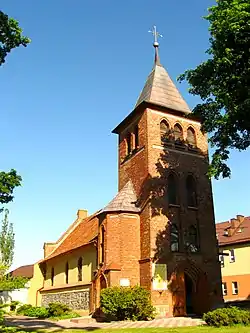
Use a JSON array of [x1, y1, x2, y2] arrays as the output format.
[[49, 311, 80, 321], [16, 304, 33, 315], [48, 302, 71, 317], [100, 286, 155, 321], [17, 304, 49, 319], [10, 301, 20, 311], [203, 306, 250, 327], [24, 306, 49, 319]]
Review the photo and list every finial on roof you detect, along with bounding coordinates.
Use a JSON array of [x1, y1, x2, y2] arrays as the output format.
[[148, 25, 163, 66]]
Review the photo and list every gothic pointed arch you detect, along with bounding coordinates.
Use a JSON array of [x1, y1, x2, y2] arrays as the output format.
[[125, 132, 132, 155], [174, 123, 183, 141], [160, 119, 170, 145], [186, 175, 197, 207], [187, 126, 196, 147], [78, 257, 83, 282], [65, 262, 69, 284]]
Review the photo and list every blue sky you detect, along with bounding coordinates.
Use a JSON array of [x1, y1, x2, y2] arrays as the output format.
[[1, 0, 249, 269]]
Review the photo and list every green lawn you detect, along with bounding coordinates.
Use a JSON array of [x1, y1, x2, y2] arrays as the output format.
[[29, 327, 250, 333]]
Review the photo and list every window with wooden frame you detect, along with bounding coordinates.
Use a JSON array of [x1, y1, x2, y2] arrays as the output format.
[[187, 127, 196, 148], [222, 282, 227, 296], [170, 223, 179, 252], [174, 123, 183, 142], [229, 249, 235, 263], [65, 262, 69, 284], [160, 120, 170, 145], [187, 225, 199, 253], [78, 257, 83, 282], [51, 267, 54, 286], [232, 281, 238, 295], [219, 254, 225, 268]]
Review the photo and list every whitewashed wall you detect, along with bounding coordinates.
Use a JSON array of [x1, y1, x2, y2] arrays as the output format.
[[0, 288, 29, 307]]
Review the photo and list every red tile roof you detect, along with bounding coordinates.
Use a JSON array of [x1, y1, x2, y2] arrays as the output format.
[[216, 216, 250, 246], [9, 264, 34, 278], [42, 213, 99, 262]]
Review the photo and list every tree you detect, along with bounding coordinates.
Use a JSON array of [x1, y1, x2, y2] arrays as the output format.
[[0, 209, 14, 275], [0, 10, 30, 65], [179, 0, 250, 179], [0, 10, 29, 204], [0, 170, 22, 208]]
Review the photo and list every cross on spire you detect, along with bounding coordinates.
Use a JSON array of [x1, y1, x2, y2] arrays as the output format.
[[148, 25, 163, 66], [148, 25, 163, 47]]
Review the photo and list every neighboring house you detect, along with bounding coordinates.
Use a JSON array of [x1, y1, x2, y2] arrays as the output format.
[[0, 264, 34, 306], [30, 37, 223, 318], [216, 215, 250, 302], [9, 265, 34, 279]]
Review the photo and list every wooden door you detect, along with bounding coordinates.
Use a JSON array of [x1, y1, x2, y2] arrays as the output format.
[[171, 272, 186, 317]]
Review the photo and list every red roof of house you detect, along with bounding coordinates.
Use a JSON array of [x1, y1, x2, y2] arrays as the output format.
[[42, 213, 99, 262], [216, 215, 250, 246], [9, 264, 34, 278]]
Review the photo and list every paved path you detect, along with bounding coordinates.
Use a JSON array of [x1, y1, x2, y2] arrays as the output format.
[[5, 315, 205, 331]]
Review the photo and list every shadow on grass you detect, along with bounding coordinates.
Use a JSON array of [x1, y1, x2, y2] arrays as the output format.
[[4, 316, 101, 332]]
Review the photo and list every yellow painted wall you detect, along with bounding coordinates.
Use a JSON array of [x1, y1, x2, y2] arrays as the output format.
[[28, 262, 44, 306], [44, 244, 97, 288], [220, 243, 250, 277]]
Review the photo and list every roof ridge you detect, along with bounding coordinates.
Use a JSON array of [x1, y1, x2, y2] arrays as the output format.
[[44, 211, 100, 259]]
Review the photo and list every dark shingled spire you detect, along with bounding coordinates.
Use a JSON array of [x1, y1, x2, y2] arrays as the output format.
[[135, 26, 191, 114], [99, 180, 140, 214]]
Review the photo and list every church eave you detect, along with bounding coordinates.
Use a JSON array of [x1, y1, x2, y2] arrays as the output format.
[[98, 207, 141, 215], [112, 101, 194, 135]]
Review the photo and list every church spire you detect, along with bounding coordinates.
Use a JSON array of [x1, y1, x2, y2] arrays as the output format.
[[134, 26, 191, 114], [149, 25, 163, 66]]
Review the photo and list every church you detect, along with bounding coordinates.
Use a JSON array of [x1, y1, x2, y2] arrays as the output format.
[[31, 29, 223, 317]]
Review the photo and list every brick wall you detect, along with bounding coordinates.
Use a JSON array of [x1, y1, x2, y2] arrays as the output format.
[[100, 213, 140, 287], [117, 103, 223, 314]]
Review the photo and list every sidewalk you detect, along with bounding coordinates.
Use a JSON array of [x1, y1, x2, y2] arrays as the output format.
[[5, 315, 205, 330]]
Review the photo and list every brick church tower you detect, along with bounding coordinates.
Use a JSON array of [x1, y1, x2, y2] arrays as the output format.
[[112, 28, 223, 316]]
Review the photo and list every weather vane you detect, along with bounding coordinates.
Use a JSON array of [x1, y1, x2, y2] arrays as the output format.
[[148, 26, 163, 47]]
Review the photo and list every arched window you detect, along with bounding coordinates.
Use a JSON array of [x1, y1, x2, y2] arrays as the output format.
[[78, 257, 83, 282], [187, 127, 196, 147], [126, 133, 132, 155], [42, 264, 47, 280], [168, 174, 178, 205], [65, 262, 69, 284], [160, 120, 170, 145], [187, 225, 198, 253], [100, 226, 105, 263], [134, 125, 139, 149], [186, 175, 197, 207], [51, 267, 54, 286], [174, 123, 183, 141], [170, 224, 179, 252]]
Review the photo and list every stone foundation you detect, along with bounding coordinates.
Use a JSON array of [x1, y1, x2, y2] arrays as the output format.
[[41, 290, 90, 310]]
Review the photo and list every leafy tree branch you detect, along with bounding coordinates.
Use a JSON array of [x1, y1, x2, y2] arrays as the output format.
[[179, 0, 250, 179]]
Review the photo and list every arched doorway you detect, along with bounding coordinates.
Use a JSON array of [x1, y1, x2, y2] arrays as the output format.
[[170, 260, 209, 317], [91, 272, 108, 314]]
